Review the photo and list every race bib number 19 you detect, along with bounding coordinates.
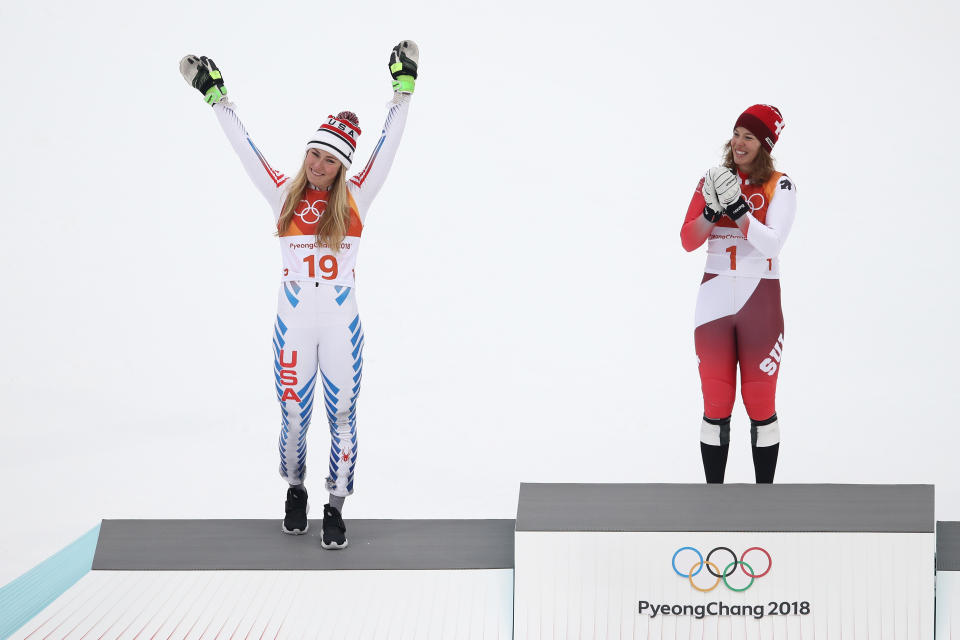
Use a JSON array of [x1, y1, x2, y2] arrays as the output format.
[[303, 254, 339, 280]]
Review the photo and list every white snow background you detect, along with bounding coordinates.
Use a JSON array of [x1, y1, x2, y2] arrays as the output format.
[[1, 0, 957, 583]]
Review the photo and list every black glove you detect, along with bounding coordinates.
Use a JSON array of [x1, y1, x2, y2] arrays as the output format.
[[179, 55, 227, 105], [389, 40, 419, 93], [725, 197, 750, 221], [703, 206, 723, 223]]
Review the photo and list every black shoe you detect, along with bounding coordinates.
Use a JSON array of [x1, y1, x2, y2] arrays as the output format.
[[282, 486, 309, 534], [321, 503, 348, 549]]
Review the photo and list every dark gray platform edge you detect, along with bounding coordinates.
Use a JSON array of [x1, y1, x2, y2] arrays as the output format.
[[516, 484, 934, 533], [937, 522, 960, 570], [92, 520, 514, 571]]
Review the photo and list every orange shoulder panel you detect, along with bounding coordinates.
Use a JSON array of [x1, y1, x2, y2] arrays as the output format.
[[761, 172, 785, 207], [346, 191, 363, 237]]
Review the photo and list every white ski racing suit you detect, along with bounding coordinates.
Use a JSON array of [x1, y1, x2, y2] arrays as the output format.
[[214, 93, 411, 496]]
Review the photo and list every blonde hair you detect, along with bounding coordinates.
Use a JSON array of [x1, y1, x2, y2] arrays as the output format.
[[722, 141, 775, 184], [276, 157, 351, 253]]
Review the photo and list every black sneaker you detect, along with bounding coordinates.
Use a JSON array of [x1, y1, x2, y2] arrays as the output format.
[[321, 503, 348, 549], [282, 486, 309, 534]]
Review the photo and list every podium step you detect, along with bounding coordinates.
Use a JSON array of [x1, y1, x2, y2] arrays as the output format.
[[9, 519, 515, 640], [92, 518, 514, 570], [516, 482, 934, 532], [4, 487, 945, 639], [514, 483, 934, 639]]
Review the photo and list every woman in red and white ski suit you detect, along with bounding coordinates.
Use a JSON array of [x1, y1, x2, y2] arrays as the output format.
[[680, 104, 796, 484]]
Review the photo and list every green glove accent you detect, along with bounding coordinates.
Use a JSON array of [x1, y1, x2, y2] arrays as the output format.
[[388, 41, 418, 94], [392, 75, 415, 93], [204, 85, 227, 105]]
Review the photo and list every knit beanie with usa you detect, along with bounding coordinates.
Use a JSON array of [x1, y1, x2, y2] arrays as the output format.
[[735, 105, 785, 153], [307, 111, 362, 169]]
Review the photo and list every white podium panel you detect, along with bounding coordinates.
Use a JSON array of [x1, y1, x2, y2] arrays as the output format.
[[514, 484, 934, 640], [937, 572, 960, 637], [935, 521, 960, 638]]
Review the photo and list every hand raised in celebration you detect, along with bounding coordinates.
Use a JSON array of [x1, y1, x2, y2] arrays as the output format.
[[179, 55, 227, 105], [389, 40, 419, 94]]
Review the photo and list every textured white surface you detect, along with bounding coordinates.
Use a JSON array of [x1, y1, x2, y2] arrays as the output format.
[[10, 569, 513, 640], [515, 531, 934, 639]]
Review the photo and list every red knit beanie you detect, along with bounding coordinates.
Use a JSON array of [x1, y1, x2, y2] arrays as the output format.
[[735, 105, 784, 152]]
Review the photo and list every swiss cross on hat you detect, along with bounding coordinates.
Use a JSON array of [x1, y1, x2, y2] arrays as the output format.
[[735, 104, 785, 153]]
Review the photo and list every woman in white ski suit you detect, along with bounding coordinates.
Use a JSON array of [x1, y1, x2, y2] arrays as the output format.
[[180, 41, 418, 548]]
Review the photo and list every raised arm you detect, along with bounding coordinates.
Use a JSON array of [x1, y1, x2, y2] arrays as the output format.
[[348, 41, 419, 218], [349, 95, 410, 213], [180, 55, 288, 219], [212, 100, 288, 217]]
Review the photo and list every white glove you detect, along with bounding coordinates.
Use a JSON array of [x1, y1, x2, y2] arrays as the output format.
[[708, 166, 742, 208], [701, 171, 723, 215]]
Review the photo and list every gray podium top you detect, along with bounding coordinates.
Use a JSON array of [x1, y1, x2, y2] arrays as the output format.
[[92, 519, 514, 571], [516, 484, 934, 533], [937, 522, 960, 570]]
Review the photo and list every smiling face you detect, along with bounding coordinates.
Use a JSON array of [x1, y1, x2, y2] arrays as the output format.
[[304, 148, 342, 189], [730, 127, 762, 172]]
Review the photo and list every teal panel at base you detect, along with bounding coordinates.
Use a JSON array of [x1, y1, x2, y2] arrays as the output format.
[[0, 523, 100, 640]]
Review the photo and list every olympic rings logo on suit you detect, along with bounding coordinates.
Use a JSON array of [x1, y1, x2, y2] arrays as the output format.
[[745, 192, 765, 213], [672, 546, 772, 592], [296, 199, 326, 225]]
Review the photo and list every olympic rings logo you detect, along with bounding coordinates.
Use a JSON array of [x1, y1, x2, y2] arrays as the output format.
[[671, 546, 771, 592], [295, 199, 326, 225], [746, 192, 765, 213]]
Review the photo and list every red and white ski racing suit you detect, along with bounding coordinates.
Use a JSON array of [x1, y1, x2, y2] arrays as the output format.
[[680, 170, 797, 424]]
